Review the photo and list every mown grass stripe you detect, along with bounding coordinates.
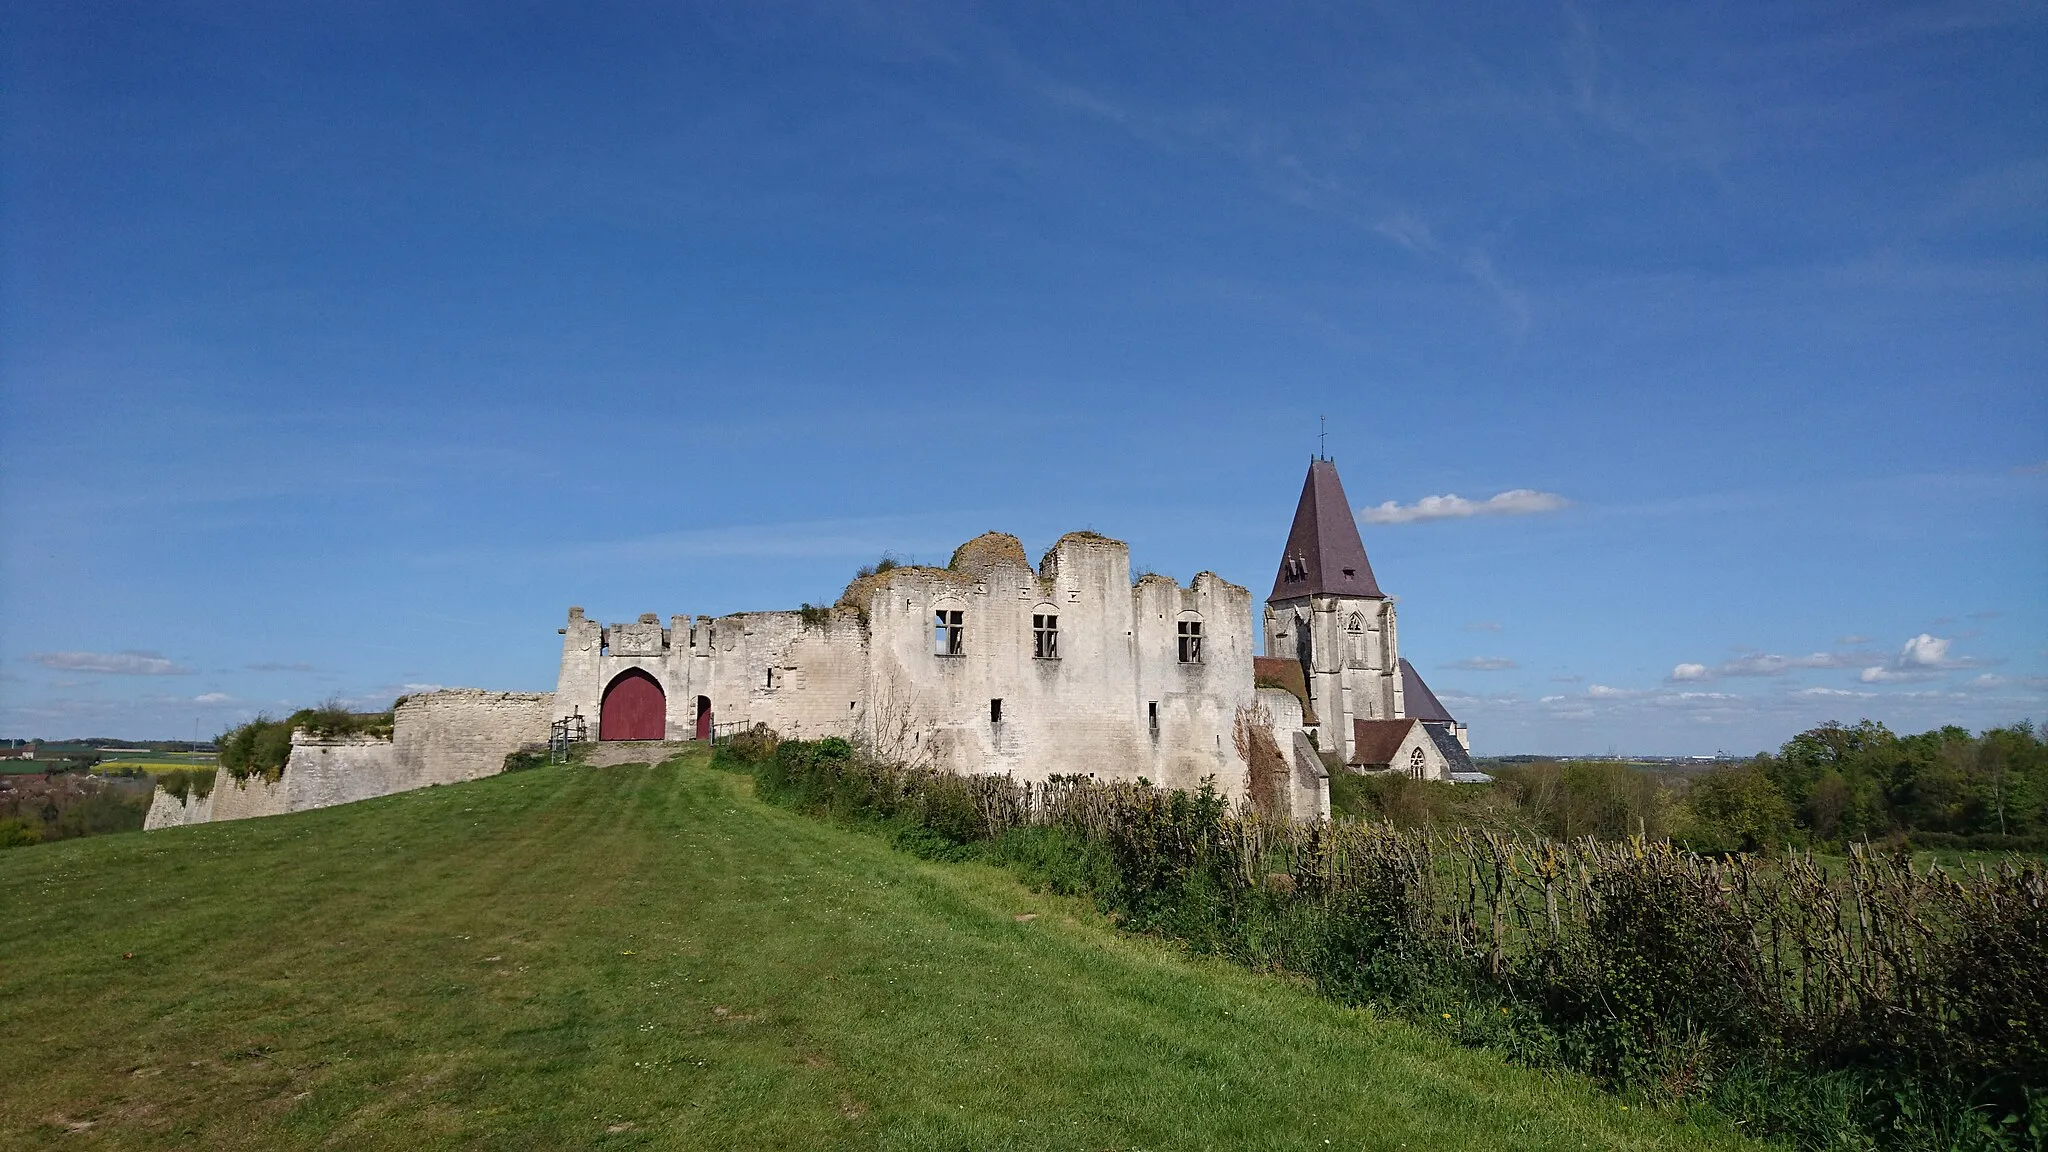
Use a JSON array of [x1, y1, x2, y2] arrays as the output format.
[[0, 750, 1755, 1150]]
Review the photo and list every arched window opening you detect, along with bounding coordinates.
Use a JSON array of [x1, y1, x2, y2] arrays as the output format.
[[1409, 746, 1427, 780], [1348, 613, 1365, 633]]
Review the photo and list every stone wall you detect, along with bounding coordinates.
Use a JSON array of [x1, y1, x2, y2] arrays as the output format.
[[207, 770, 290, 822], [142, 785, 214, 830], [390, 689, 553, 786], [285, 734, 402, 808], [145, 689, 553, 831]]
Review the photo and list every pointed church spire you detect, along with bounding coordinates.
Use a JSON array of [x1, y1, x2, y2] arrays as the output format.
[[1270, 458, 1385, 602]]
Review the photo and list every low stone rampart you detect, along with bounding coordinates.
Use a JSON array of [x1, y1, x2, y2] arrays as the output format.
[[391, 689, 553, 785], [142, 785, 215, 830], [208, 769, 290, 822], [144, 689, 554, 831]]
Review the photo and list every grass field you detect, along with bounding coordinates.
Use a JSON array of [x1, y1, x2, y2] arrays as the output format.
[[93, 752, 218, 775], [0, 749, 1761, 1150]]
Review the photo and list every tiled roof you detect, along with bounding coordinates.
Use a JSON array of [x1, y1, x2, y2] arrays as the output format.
[[1269, 459, 1385, 602], [1252, 656, 1318, 726], [1399, 659, 1455, 723], [1349, 719, 1418, 766]]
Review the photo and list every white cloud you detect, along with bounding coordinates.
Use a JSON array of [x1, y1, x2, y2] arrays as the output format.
[[1357, 489, 1569, 525], [1793, 687, 1874, 698], [1667, 649, 1875, 682], [1859, 634, 1986, 682], [25, 650, 194, 676], [1444, 657, 1518, 671], [194, 692, 232, 704], [1898, 633, 1950, 667], [1587, 684, 1643, 698]]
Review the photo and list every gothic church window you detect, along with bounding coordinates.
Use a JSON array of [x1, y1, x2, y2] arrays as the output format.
[[935, 609, 964, 656], [1033, 613, 1059, 659], [1409, 746, 1426, 779], [1177, 620, 1204, 664], [1347, 613, 1364, 633]]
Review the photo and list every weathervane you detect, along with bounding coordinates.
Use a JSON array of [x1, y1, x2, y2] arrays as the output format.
[[1318, 414, 1327, 461]]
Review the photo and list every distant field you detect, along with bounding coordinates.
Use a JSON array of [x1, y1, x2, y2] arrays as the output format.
[[0, 749, 1756, 1150], [93, 758, 219, 775]]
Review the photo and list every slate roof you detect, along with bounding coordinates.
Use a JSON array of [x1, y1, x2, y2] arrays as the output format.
[[1399, 659, 1455, 724], [1421, 721, 1477, 777], [1252, 656, 1319, 726], [1270, 459, 1385, 602]]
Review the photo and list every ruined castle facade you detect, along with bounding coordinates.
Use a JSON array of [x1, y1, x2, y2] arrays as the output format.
[[554, 457, 1474, 813]]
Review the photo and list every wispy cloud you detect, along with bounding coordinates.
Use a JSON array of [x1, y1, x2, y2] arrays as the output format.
[[1668, 650, 1872, 682], [1444, 657, 1519, 671], [194, 692, 233, 704], [25, 650, 193, 676], [1371, 212, 1531, 333], [1358, 489, 1569, 525]]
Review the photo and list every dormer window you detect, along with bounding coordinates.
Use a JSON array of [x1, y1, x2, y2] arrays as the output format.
[[935, 609, 964, 656], [1177, 620, 1204, 664]]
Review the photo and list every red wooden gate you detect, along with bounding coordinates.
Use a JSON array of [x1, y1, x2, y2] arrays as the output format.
[[599, 669, 665, 741], [694, 696, 711, 741]]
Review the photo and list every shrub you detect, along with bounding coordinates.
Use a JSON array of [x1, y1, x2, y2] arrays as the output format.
[[0, 817, 41, 849], [157, 768, 216, 802], [712, 735, 2047, 1150], [502, 746, 549, 773], [219, 704, 396, 781]]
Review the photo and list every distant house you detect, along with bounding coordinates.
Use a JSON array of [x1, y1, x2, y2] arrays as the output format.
[[1, 742, 36, 761]]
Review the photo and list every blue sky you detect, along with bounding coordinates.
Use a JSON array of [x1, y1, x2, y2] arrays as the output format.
[[3, 1, 2043, 754]]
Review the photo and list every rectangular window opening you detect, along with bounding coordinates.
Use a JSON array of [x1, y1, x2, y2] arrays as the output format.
[[990, 698, 1003, 726], [1032, 613, 1059, 659], [1177, 620, 1204, 664], [1147, 701, 1159, 737], [934, 610, 964, 656]]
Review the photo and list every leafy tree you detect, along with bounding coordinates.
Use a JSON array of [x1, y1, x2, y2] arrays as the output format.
[[1678, 762, 1793, 853]]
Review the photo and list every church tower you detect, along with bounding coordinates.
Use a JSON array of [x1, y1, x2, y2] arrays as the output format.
[[1263, 457, 1404, 764]]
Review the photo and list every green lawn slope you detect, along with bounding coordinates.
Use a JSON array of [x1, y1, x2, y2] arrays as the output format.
[[0, 749, 1761, 1150]]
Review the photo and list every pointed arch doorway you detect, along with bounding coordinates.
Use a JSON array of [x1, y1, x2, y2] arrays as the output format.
[[600, 669, 665, 741]]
